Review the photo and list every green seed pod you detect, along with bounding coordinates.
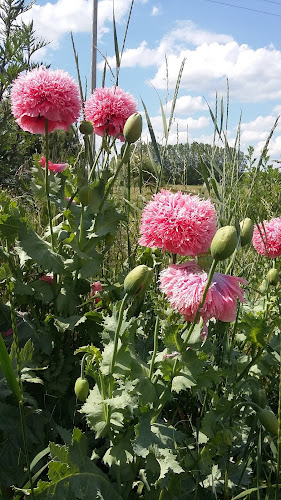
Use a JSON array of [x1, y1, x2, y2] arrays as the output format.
[[258, 408, 278, 436], [240, 218, 254, 247], [259, 279, 268, 293], [267, 268, 279, 286], [124, 264, 153, 296], [123, 113, 142, 144], [79, 120, 94, 135], [74, 377, 89, 402], [196, 252, 214, 271], [79, 185, 93, 207], [210, 226, 238, 261]]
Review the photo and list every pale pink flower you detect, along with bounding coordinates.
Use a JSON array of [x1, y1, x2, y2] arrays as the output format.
[[252, 218, 281, 258], [39, 157, 68, 173], [91, 281, 102, 303], [11, 66, 81, 134], [84, 87, 137, 140], [139, 190, 217, 256], [66, 196, 76, 205], [40, 274, 54, 286], [159, 261, 246, 324]]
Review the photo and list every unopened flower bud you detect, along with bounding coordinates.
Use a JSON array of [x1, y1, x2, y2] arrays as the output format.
[[210, 226, 238, 261], [79, 185, 93, 207], [240, 218, 254, 247], [74, 377, 89, 402], [124, 264, 153, 296], [123, 113, 142, 143], [267, 268, 279, 285], [258, 408, 278, 436], [79, 120, 94, 135]]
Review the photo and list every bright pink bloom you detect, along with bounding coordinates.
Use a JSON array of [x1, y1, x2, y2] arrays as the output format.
[[11, 66, 81, 134], [40, 274, 54, 286], [159, 261, 246, 323], [39, 156, 68, 173], [139, 190, 217, 256], [252, 218, 281, 258], [91, 281, 102, 303], [84, 87, 137, 140]]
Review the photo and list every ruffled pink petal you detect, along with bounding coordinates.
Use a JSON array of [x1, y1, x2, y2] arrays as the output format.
[[39, 157, 68, 173], [159, 261, 247, 324], [139, 190, 217, 257], [84, 86, 137, 140], [252, 218, 281, 258], [11, 66, 81, 134]]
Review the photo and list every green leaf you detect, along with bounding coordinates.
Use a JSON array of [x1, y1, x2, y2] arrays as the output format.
[[29, 428, 123, 499], [89, 207, 126, 238], [18, 223, 64, 274], [54, 315, 87, 333]]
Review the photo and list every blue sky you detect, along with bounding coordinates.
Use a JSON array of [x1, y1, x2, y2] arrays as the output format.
[[21, 0, 281, 159]]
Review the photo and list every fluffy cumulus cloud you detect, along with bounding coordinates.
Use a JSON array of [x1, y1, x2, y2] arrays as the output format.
[[21, 0, 134, 49], [166, 95, 208, 115], [141, 114, 210, 144]]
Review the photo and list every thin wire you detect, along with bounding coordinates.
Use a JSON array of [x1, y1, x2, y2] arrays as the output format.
[[200, 0, 281, 18], [261, 0, 281, 6]]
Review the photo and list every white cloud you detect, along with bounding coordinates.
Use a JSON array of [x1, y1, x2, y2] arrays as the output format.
[[98, 20, 233, 70], [142, 113, 210, 144], [21, 0, 133, 50], [166, 95, 208, 115], [151, 5, 161, 16]]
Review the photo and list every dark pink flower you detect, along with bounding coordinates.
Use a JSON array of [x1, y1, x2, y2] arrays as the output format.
[[91, 281, 102, 303], [139, 190, 217, 256], [84, 86, 138, 140], [11, 66, 81, 134], [39, 156, 68, 173], [252, 218, 281, 258], [159, 261, 246, 324], [2, 327, 13, 337], [40, 274, 54, 286]]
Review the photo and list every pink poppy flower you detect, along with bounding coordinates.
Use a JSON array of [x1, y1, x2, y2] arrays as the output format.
[[11, 66, 81, 134], [159, 261, 246, 324], [91, 281, 102, 303], [39, 157, 68, 173], [252, 218, 281, 258], [40, 274, 54, 286], [84, 87, 137, 140], [139, 190, 217, 256]]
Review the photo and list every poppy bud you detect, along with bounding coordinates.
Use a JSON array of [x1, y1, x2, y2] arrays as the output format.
[[124, 264, 153, 296], [240, 218, 254, 247], [79, 120, 94, 135], [79, 185, 93, 207], [210, 226, 238, 261], [258, 408, 278, 436], [74, 377, 89, 402], [123, 113, 142, 144], [267, 268, 279, 286]]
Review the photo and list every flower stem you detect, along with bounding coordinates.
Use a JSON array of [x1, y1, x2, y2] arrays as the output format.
[[44, 119, 55, 251], [225, 247, 238, 275], [149, 316, 160, 380], [79, 205, 85, 249], [109, 293, 128, 376], [8, 282, 34, 499], [276, 332, 281, 500], [99, 143, 130, 212], [181, 259, 217, 350]]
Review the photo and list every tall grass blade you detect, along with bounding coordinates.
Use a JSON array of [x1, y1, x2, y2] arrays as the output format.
[[120, 0, 134, 60], [70, 32, 84, 113], [141, 98, 162, 166], [167, 58, 186, 137], [112, 2, 120, 73]]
